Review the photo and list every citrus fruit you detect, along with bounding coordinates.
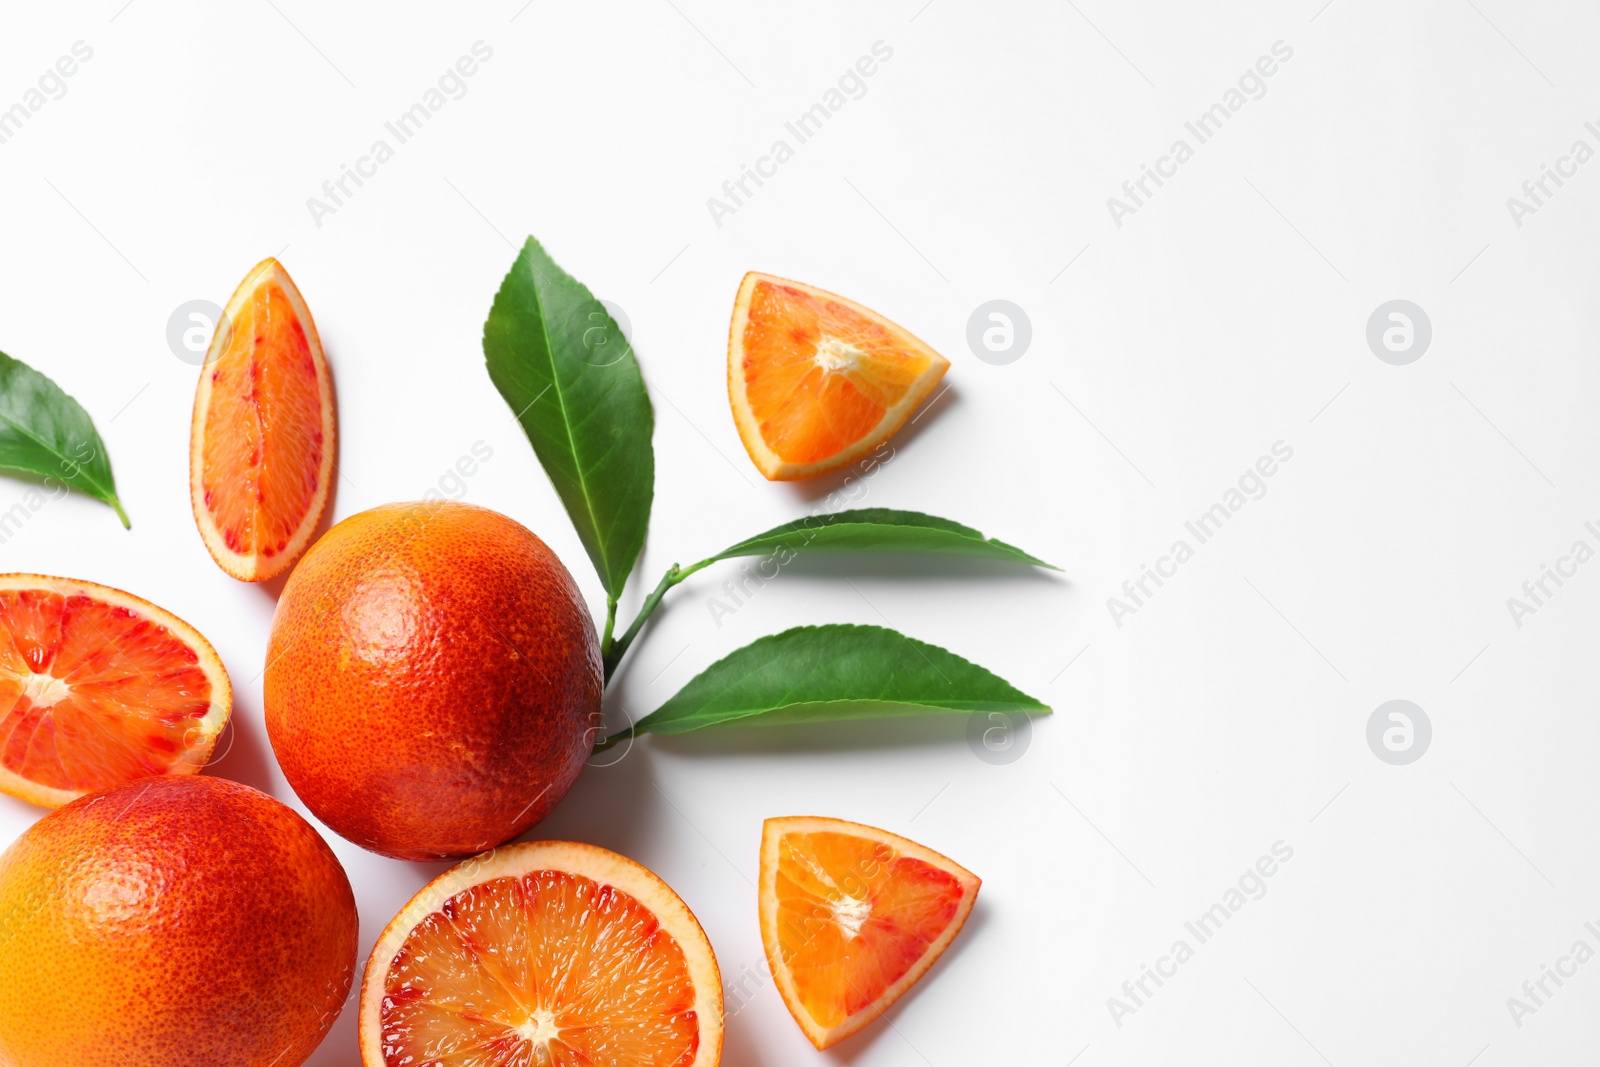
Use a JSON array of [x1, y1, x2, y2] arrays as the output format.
[[0, 573, 231, 808], [758, 815, 980, 1049], [360, 840, 723, 1067], [0, 774, 358, 1067], [264, 500, 601, 860], [727, 272, 950, 480], [190, 257, 336, 582]]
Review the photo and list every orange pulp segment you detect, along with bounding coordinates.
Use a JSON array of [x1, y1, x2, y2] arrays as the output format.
[[361, 841, 723, 1067], [0, 574, 231, 808], [190, 258, 335, 582], [728, 273, 950, 480], [759, 816, 980, 1049]]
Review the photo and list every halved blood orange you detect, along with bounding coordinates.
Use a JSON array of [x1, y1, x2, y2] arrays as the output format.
[[0, 573, 231, 808], [759, 816, 980, 1050], [190, 257, 335, 582], [360, 840, 724, 1067], [728, 273, 950, 480]]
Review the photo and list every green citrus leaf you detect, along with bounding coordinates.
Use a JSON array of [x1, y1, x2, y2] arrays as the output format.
[[0, 351, 128, 527], [483, 237, 653, 600], [632, 623, 1050, 737], [706, 508, 1056, 568]]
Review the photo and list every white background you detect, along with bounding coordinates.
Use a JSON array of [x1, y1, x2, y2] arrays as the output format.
[[1, 1, 1597, 1063]]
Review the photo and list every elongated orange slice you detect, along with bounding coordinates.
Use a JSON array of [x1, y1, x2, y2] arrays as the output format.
[[190, 258, 335, 582], [360, 840, 724, 1067], [728, 273, 950, 480], [759, 816, 980, 1050], [0, 573, 231, 808]]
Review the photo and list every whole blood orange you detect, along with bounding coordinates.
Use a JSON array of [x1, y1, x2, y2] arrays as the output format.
[[728, 273, 950, 480], [758, 816, 980, 1049], [264, 501, 601, 860], [0, 774, 358, 1067], [359, 840, 723, 1066], [190, 257, 336, 582], [0, 573, 231, 808]]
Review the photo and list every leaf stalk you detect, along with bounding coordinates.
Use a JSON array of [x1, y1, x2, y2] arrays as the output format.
[[601, 558, 712, 684]]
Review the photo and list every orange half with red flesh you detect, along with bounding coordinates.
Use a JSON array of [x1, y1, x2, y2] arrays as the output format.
[[728, 273, 950, 480], [360, 840, 723, 1067], [0, 574, 231, 808], [190, 258, 335, 582], [759, 815, 980, 1049]]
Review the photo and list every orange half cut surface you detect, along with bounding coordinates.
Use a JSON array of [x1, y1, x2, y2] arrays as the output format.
[[360, 840, 724, 1067], [190, 257, 336, 582], [0, 573, 231, 808], [728, 273, 950, 480], [759, 815, 980, 1050]]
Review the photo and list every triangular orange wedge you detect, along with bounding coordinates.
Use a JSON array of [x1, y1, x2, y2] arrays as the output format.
[[0, 573, 231, 808], [190, 258, 335, 582], [728, 273, 950, 480], [360, 840, 724, 1067], [759, 816, 980, 1050]]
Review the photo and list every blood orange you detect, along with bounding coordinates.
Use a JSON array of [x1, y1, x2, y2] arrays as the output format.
[[264, 501, 600, 860], [190, 257, 335, 582], [0, 573, 230, 808], [359, 840, 723, 1066], [728, 273, 950, 480], [0, 774, 357, 1067], [758, 816, 980, 1049]]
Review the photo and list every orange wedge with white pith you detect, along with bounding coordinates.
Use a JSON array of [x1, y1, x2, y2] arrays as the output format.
[[759, 816, 980, 1050], [190, 258, 335, 582], [728, 273, 950, 480], [360, 840, 723, 1067], [0, 573, 231, 808]]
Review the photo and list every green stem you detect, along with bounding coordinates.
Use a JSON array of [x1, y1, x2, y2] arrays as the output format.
[[601, 591, 617, 659], [591, 724, 632, 753], [602, 558, 713, 685]]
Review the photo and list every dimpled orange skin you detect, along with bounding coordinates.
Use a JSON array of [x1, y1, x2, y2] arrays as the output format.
[[0, 775, 357, 1067], [264, 501, 602, 861]]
